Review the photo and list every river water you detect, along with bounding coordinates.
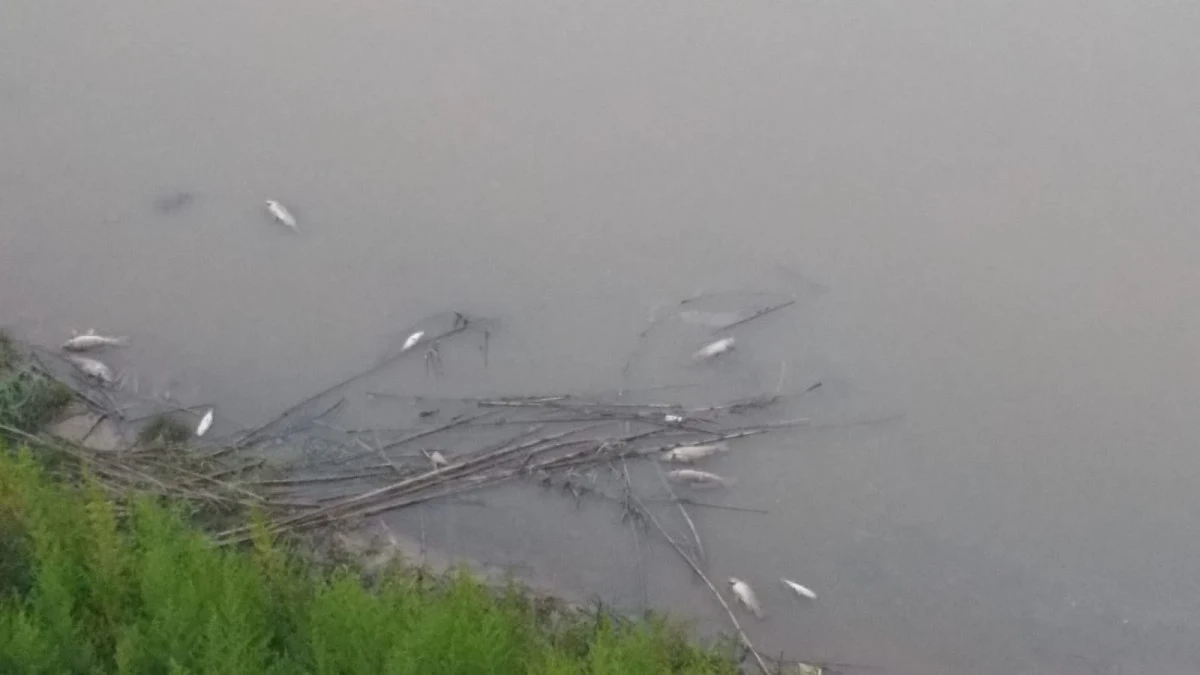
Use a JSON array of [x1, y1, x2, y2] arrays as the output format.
[[5, 2, 1200, 673]]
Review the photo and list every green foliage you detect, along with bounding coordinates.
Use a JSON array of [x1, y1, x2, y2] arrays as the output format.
[[0, 366, 72, 434], [0, 331, 14, 372], [0, 441, 738, 674]]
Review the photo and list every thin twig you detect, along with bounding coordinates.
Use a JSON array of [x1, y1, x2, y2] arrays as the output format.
[[653, 461, 705, 563], [312, 397, 347, 422], [624, 489, 770, 674], [474, 397, 571, 408], [143, 460, 268, 504], [627, 426, 785, 459], [807, 413, 901, 429], [80, 413, 108, 444], [0, 422, 46, 445], [620, 458, 649, 611], [371, 431, 403, 477], [713, 298, 796, 334], [218, 425, 567, 542], [351, 473, 514, 520], [123, 404, 214, 423], [205, 459, 264, 481], [685, 395, 781, 416], [669, 499, 769, 514], [234, 316, 474, 447], [27, 350, 113, 413], [378, 412, 495, 452], [121, 390, 219, 419], [418, 506, 427, 565], [476, 424, 595, 466], [236, 425, 607, 541], [246, 470, 391, 487]]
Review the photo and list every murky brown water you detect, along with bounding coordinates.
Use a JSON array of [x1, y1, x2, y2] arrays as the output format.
[[6, 2, 1200, 672]]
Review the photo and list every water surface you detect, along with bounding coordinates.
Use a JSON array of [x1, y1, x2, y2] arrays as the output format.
[[4, 2, 1200, 672]]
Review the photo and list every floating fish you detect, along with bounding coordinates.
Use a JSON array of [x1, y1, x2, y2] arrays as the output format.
[[401, 331, 425, 352], [67, 355, 115, 385], [781, 578, 817, 600], [667, 468, 732, 488], [661, 443, 729, 463], [63, 330, 129, 352], [692, 337, 735, 361], [195, 409, 214, 437], [424, 449, 448, 469], [265, 200, 298, 231], [729, 577, 764, 618]]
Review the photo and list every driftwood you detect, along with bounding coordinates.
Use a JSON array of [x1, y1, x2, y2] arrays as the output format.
[[2, 302, 852, 673], [653, 460, 705, 563], [711, 298, 796, 334], [234, 313, 476, 447], [623, 488, 771, 674], [0, 422, 269, 511]]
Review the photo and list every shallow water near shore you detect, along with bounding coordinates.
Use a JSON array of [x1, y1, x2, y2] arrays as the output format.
[[5, 2, 1200, 672]]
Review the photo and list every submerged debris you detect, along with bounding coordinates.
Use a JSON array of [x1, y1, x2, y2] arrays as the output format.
[[137, 414, 192, 445], [153, 191, 195, 214], [729, 577, 764, 619], [63, 330, 129, 352], [265, 200, 298, 231], [692, 337, 735, 361]]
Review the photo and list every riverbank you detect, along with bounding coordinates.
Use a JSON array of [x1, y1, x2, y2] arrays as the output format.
[[0, 332, 829, 674], [0, 440, 749, 674]]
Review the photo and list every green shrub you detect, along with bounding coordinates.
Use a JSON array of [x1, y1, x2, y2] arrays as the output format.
[[0, 331, 15, 371], [0, 367, 72, 434], [0, 443, 737, 674]]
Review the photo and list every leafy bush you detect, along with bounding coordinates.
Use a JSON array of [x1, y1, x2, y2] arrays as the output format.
[[0, 444, 736, 674], [0, 367, 71, 434]]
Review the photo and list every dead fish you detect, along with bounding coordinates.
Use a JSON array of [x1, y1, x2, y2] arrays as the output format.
[[63, 330, 129, 352], [424, 449, 448, 469], [265, 200, 298, 231], [781, 578, 817, 600], [195, 409, 214, 437], [729, 577, 764, 619], [401, 331, 425, 352], [661, 443, 729, 463], [67, 355, 115, 385], [692, 337, 735, 361], [667, 468, 732, 489]]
